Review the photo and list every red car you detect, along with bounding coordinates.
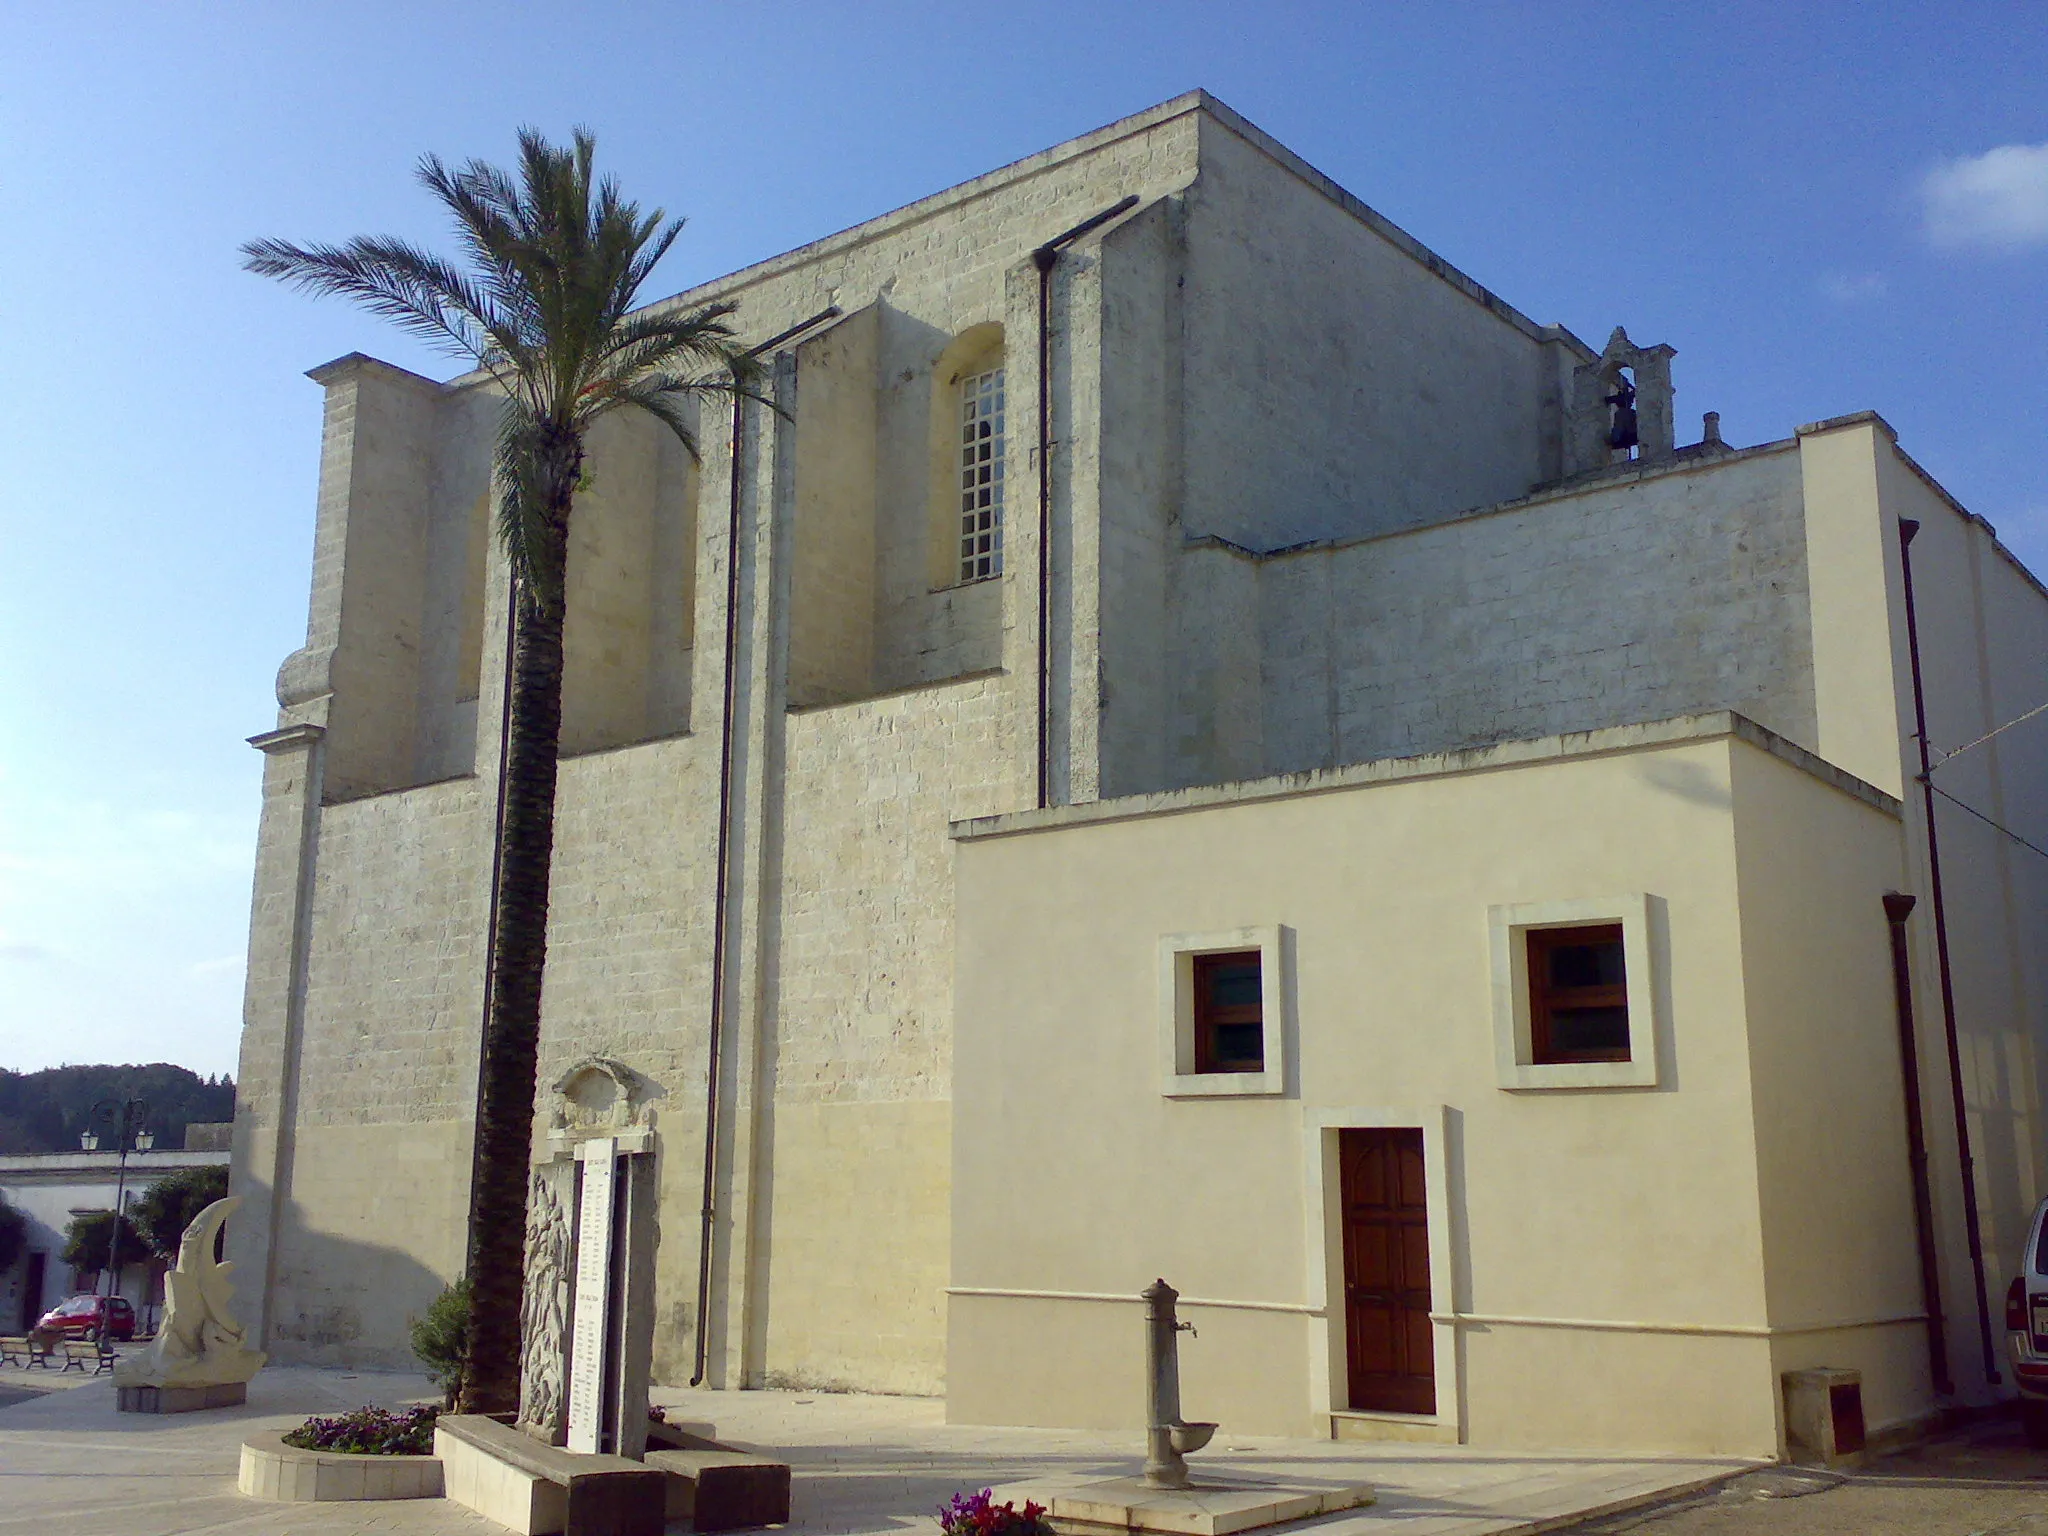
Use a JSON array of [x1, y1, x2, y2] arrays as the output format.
[[36, 1294, 135, 1341]]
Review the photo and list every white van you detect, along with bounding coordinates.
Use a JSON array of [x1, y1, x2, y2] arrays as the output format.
[[2006, 1196, 2048, 1446]]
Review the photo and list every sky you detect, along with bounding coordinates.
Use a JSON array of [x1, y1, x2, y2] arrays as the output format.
[[3, 3, 2046, 1080]]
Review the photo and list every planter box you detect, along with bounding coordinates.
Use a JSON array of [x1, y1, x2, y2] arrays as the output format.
[[237, 1430, 444, 1502]]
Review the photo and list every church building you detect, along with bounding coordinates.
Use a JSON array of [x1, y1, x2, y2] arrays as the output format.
[[229, 92, 2048, 1458]]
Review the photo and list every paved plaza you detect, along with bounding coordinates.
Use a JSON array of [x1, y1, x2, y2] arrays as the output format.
[[0, 1362, 1752, 1536]]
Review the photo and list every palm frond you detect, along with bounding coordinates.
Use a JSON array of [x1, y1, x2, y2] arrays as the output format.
[[588, 375, 707, 462], [250, 126, 759, 603]]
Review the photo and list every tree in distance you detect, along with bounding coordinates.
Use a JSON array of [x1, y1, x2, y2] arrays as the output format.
[[61, 1210, 144, 1276], [130, 1164, 231, 1261]]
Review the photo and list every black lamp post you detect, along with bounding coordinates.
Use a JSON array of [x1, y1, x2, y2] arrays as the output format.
[[82, 1098, 150, 1346]]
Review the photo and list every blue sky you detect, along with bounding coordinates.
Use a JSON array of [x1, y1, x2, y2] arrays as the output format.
[[3, 3, 2045, 1079]]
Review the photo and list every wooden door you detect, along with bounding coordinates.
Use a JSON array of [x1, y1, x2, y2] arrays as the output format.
[[1339, 1127, 1435, 1414]]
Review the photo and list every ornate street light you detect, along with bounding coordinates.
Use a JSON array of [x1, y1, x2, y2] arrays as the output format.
[[82, 1098, 149, 1347]]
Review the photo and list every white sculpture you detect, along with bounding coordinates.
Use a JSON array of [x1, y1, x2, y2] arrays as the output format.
[[115, 1196, 266, 1395]]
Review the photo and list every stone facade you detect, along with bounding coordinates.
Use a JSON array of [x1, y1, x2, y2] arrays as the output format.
[[229, 89, 2047, 1447]]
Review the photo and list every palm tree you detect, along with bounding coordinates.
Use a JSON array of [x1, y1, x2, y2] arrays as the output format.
[[245, 129, 754, 1413]]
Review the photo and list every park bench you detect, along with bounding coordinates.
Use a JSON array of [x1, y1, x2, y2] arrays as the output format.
[[435, 1413, 667, 1536], [643, 1420, 791, 1532], [0, 1335, 50, 1369], [58, 1338, 115, 1375]]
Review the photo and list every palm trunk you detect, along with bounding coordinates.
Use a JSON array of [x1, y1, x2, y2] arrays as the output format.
[[460, 456, 576, 1415]]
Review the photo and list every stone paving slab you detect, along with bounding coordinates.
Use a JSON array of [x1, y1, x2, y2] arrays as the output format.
[[0, 1365, 1753, 1536]]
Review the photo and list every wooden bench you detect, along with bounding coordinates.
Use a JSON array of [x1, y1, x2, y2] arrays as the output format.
[[0, 1335, 49, 1369], [58, 1339, 114, 1375], [643, 1421, 791, 1532], [435, 1413, 666, 1536]]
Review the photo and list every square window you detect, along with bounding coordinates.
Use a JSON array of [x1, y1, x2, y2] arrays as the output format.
[[1191, 951, 1265, 1073], [1489, 896, 1660, 1090], [1527, 924, 1629, 1064], [1158, 927, 1289, 1098]]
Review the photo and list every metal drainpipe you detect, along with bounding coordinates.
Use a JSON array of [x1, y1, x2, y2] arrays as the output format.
[[692, 306, 839, 1387], [1031, 196, 1138, 810], [1897, 515, 2001, 1386], [1883, 890, 1953, 1395]]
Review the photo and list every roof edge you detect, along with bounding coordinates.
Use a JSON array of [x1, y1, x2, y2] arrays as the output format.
[[951, 710, 1899, 841]]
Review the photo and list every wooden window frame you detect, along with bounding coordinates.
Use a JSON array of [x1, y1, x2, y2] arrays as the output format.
[[1190, 950, 1265, 1075], [1526, 922, 1630, 1065]]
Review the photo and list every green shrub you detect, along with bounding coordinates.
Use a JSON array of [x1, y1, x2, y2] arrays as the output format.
[[409, 1279, 469, 1405]]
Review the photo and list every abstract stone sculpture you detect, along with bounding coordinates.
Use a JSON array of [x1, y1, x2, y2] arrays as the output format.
[[116, 1195, 267, 1412], [517, 1160, 576, 1444]]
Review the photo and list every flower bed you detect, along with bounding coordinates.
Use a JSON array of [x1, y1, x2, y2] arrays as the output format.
[[941, 1489, 1057, 1536], [282, 1404, 439, 1456]]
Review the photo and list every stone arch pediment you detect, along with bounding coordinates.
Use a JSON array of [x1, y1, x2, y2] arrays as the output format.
[[546, 1056, 660, 1155]]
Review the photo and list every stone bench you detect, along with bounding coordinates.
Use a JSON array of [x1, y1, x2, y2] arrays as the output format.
[[0, 1336, 49, 1368], [435, 1414, 666, 1536], [58, 1339, 114, 1374], [644, 1421, 792, 1531]]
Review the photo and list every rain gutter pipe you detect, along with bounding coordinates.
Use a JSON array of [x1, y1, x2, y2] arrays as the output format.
[[1882, 890, 1953, 1395], [1897, 515, 2001, 1386], [1031, 196, 1138, 809], [693, 305, 840, 1387]]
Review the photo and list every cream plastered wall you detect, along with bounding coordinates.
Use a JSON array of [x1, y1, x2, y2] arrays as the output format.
[[1798, 414, 2048, 1402], [1725, 737, 1932, 1439], [951, 719, 1906, 1455], [1878, 444, 2048, 1340]]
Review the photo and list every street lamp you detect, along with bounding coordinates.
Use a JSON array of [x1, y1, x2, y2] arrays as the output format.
[[83, 1098, 149, 1347]]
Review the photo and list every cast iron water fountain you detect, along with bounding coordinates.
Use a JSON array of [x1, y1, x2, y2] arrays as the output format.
[[1141, 1278, 1217, 1489]]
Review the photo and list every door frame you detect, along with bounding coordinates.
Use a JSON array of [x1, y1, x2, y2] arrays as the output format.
[[1303, 1107, 1462, 1440]]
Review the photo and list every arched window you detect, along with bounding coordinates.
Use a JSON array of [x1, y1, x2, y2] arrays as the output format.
[[926, 322, 1005, 590], [956, 363, 1006, 581]]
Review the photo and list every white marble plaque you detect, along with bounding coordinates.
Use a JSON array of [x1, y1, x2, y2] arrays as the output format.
[[565, 1137, 618, 1455]]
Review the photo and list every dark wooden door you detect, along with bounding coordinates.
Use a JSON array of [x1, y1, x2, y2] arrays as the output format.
[[1339, 1127, 1435, 1414]]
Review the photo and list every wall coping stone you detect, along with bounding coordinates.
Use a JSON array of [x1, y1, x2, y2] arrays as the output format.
[[951, 711, 1901, 843]]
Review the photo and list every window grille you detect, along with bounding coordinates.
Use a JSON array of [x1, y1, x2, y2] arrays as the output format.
[[958, 366, 1005, 582]]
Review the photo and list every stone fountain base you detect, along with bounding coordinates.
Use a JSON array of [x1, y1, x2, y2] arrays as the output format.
[[119, 1382, 249, 1414], [994, 1476, 1373, 1536]]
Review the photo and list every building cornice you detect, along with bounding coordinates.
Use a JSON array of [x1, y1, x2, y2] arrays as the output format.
[[952, 711, 1900, 842]]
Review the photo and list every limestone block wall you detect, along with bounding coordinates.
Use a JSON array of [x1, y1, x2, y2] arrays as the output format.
[[265, 775, 489, 1365], [529, 734, 718, 1385], [560, 410, 699, 754], [1177, 113, 1556, 553], [1167, 445, 1819, 786], [761, 673, 1022, 1393], [299, 361, 499, 801]]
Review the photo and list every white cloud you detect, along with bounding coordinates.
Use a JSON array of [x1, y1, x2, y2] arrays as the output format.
[[1922, 143, 2048, 251], [1820, 271, 1888, 303]]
